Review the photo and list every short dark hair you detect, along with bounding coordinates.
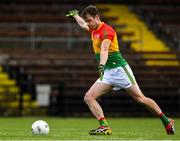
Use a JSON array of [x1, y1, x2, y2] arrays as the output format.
[[81, 5, 100, 19]]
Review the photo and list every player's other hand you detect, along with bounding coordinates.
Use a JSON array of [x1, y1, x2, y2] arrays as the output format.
[[98, 64, 105, 81], [66, 10, 79, 17]]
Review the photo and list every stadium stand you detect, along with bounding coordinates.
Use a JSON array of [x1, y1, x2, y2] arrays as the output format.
[[0, 0, 179, 117], [96, 4, 180, 66], [134, 0, 180, 50], [0, 63, 39, 116], [0, 65, 19, 115]]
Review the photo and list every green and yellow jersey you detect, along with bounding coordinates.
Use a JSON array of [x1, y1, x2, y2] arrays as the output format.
[[89, 22, 127, 69]]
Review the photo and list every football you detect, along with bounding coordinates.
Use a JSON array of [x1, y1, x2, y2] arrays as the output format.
[[32, 120, 49, 135]]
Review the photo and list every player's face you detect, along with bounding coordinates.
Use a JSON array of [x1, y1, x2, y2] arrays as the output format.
[[84, 14, 100, 30]]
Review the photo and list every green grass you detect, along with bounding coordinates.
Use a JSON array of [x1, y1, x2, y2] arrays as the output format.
[[0, 117, 179, 140]]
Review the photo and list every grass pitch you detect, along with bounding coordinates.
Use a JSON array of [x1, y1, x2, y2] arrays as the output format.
[[0, 117, 179, 140]]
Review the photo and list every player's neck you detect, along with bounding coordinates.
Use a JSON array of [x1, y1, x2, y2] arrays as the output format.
[[95, 20, 102, 30]]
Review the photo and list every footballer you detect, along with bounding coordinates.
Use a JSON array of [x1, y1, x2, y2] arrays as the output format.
[[66, 5, 175, 135]]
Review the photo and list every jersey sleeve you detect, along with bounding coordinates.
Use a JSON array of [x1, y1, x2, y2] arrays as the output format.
[[99, 27, 115, 41]]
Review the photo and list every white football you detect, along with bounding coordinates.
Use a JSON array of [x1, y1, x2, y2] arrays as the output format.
[[32, 120, 49, 135]]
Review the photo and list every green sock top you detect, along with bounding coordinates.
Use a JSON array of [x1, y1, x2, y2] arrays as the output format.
[[98, 117, 109, 127], [159, 112, 170, 126]]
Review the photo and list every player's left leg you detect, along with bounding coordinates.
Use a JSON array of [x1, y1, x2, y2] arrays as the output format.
[[84, 81, 113, 135], [125, 84, 175, 135]]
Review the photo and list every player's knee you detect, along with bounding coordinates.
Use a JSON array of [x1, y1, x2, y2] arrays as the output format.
[[84, 93, 94, 104]]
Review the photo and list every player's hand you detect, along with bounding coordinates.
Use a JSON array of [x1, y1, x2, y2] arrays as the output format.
[[98, 64, 105, 81], [66, 10, 79, 17]]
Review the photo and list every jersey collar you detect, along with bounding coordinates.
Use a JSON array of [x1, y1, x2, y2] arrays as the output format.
[[95, 22, 104, 32]]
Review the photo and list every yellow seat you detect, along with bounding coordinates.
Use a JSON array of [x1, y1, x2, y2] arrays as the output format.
[[0, 79, 16, 86], [23, 102, 31, 108], [23, 93, 31, 101], [0, 73, 9, 80], [8, 86, 20, 93], [31, 101, 38, 108], [0, 87, 6, 93], [8, 101, 19, 108]]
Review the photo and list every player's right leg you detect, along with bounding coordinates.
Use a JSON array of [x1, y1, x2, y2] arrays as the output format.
[[126, 84, 175, 135], [84, 81, 113, 135]]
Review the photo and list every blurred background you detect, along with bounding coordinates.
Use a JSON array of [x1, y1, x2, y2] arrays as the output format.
[[0, 0, 179, 117]]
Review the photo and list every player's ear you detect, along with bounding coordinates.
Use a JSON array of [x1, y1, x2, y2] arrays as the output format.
[[95, 15, 99, 20]]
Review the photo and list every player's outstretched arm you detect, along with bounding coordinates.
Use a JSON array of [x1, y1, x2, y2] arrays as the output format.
[[66, 10, 89, 31]]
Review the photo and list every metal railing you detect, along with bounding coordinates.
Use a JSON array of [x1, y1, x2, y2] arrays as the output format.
[[0, 23, 143, 49], [0, 23, 91, 49]]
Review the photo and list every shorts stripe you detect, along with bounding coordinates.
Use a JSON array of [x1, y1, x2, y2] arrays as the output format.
[[122, 66, 135, 85]]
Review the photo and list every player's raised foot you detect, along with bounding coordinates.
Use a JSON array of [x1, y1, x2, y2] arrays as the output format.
[[89, 126, 112, 135], [165, 118, 175, 135]]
